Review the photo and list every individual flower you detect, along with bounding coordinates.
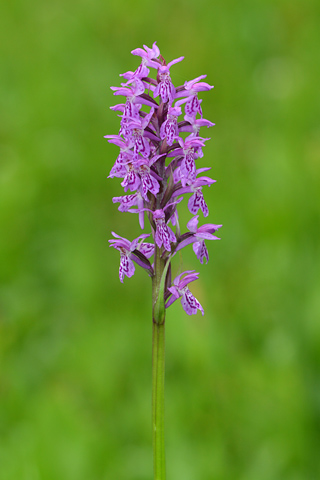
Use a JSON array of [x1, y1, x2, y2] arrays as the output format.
[[179, 116, 215, 137], [109, 232, 154, 282], [153, 209, 176, 252], [166, 270, 204, 315], [135, 159, 161, 200], [126, 107, 156, 158], [176, 216, 221, 263], [153, 57, 184, 103], [172, 168, 216, 217], [172, 136, 208, 185], [131, 42, 161, 68], [160, 106, 181, 146], [121, 162, 141, 192], [120, 62, 150, 82], [110, 78, 157, 109], [178, 75, 214, 97], [105, 136, 134, 178]]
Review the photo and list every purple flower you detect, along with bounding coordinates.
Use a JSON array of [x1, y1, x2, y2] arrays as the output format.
[[126, 108, 155, 158], [182, 216, 221, 263], [136, 160, 161, 200], [112, 192, 142, 212], [175, 76, 213, 120], [180, 117, 215, 136], [107, 44, 221, 318], [154, 57, 184, 103], [172, 168, 216, 217], [188, 188, 209, 217], [108, 152, 131, 178], [121, 163, 141, 192], [105, 137, 134, 178], [166, 271, 204, 316], [110, 78, 144, 101], [175, 75, 214, 99], [110, 79, 156, 109], [153, 209, 176, 252], [173, 136, 208, 184], [109, 232, 154, 282], [131, 42, 161, 68], [160, 106, 181, 146]]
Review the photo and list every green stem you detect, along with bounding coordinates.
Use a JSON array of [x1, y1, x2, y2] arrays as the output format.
[[152, 244, 166, 479], [152, 321, 166, 480]]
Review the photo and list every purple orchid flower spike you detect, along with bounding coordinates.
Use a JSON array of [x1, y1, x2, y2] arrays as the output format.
[[166, 270, 204, 315], [109, 232, 154, 282], [107, 43, 220, 295], [106, 43, 222, 479]]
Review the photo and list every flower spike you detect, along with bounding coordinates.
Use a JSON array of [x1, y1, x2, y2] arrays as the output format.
[[107, 43, 221, 312], [106, 42, 222, 480]]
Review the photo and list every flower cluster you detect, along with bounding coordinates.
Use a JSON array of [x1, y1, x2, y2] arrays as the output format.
[[107, 42, 221, 316]]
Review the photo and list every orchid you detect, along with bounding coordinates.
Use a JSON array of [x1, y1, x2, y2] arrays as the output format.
[[105, 43, 221, 480]]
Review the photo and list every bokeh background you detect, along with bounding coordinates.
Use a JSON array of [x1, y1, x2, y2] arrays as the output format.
[[1, 0, 320, 478]]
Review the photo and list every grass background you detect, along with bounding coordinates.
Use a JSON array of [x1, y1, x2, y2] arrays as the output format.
[[1, 0, 320, 478]]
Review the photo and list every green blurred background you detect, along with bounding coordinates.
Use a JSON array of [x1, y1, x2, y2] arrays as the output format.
[[1, 0, 320, 478]]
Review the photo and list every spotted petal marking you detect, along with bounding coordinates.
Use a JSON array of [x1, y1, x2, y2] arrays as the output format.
[[181, 149, 196, 180], [133, 131, 150, 157], [185, 95, 203, 118], [121, 167, 140, 192], [193, 240, 209, 264], [160, 119, 177, 146], [139, 242, 154, 258], [154, 73, 175, 103], [109, 153, 128, 178], [155, 222, 176, 252], [119, 251, 135, 283], [141, 171, 160, 199], [181, 288, 204, 315], [124, 100, 140, 119], [113, 193, 138, 211], [188, 189, 209, 217]]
